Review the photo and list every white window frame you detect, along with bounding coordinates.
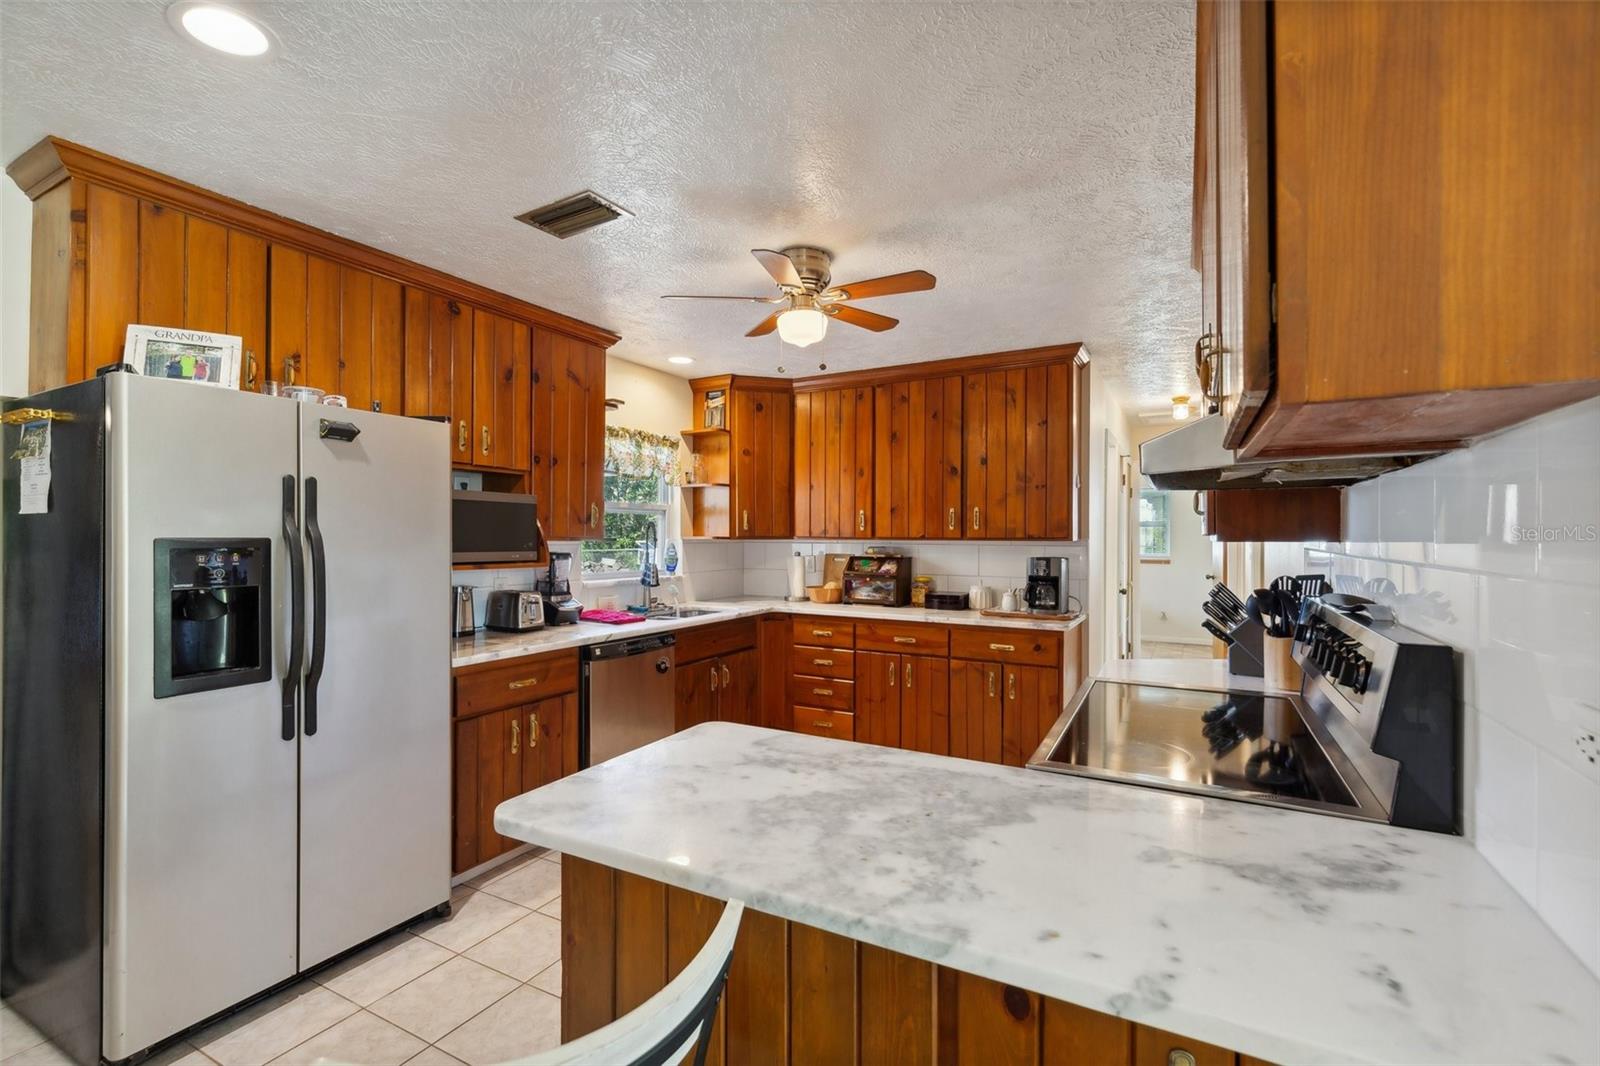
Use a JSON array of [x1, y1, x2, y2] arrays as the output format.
[[579, 469, 670, 580], [1138, 487, 1172, 560]]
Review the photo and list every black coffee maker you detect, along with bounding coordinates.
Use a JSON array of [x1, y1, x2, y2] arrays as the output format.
[[1024, 556, 1070, 614]]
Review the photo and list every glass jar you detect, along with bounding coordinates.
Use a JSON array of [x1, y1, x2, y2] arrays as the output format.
[[911, 575, 934, 607]]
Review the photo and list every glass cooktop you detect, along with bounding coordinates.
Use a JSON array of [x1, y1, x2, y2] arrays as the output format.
[[1029, 682, 1379, 819]]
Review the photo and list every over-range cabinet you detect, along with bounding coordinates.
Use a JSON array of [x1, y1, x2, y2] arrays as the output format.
[[1, 374, 450, 1065]]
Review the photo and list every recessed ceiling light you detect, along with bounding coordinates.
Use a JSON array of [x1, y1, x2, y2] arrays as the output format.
[[167, 2, 276, 57], [667, 356, 694, 365]]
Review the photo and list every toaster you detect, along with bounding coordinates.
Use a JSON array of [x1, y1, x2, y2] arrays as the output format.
[[484, 590, 545, 632]]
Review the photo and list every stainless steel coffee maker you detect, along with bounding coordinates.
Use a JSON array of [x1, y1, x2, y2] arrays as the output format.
[[1024, 556, 1070, 614]]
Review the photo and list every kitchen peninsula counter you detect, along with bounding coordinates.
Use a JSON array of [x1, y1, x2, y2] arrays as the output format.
[[495, 722, 1600, 1066]]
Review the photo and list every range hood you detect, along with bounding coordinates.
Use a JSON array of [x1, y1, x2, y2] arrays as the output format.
[[1140, 413, 1425, 490]]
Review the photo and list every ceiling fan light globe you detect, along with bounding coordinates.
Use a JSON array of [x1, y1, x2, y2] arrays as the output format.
[[776, 307, 828, 348]]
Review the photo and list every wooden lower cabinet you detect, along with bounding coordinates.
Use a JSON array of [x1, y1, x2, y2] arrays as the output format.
[[676, 645, 759, 731], [855, 651, 949, 754], [563, 855, 1271, 1065], [949, 659, 1003, 764]]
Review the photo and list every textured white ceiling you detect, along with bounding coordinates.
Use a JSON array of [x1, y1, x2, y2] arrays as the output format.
[[1, 0, 1199, 410]]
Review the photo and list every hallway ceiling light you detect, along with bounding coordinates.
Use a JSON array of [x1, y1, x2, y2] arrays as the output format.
[[167, 2, 275, 57], [1171, 395, 1191, 420], [667, 355, 694, 365]]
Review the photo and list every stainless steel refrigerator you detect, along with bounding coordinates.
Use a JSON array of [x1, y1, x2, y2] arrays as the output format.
[[2, 373, 450, 1064]]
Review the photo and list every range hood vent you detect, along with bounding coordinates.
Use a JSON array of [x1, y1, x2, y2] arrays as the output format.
[[1140, 413, 1432, 490], [515, 191, 631, 239]]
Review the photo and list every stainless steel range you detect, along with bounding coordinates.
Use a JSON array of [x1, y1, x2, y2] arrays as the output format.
[[1028, 596, 1459, 833]]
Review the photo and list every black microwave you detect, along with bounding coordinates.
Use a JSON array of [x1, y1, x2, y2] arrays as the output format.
[[452, 490, 541, 564]]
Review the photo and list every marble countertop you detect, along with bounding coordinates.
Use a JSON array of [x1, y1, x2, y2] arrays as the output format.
[[453, 596, 1083, 669], [495, 723, 1600, 1066]]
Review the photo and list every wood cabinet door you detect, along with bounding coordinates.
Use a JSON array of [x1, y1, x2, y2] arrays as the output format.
[[853, 650, 901, 748], [716, 649, 760, 726], [1133, 1023, 1235, 1066], [472, 707, 527, 864], [533, 332, 607, 539], [796, 387, 873, 538], [874, 376, 963, 539], [522, 692, 577, 791], [675, 657, 718, 733], [964, 365, 1078, 539], [949, 660, 1002, 764], [270, 249, 405, 408], [403, 288, 473, 462], [899, 655, 949, 756], [731, 389, 793, 538], [757, 615, 794, 731], [451, 717, 478, 874], [1212, 0, 1271, 449], [1001, 664, 1062, 768], [471, 309, 532, 470]]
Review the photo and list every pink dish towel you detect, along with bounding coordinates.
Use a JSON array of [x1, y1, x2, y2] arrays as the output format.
[[579, 609, 647, 625]]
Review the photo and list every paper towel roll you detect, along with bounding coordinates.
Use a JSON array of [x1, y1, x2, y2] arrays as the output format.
[[787, 554, 807, 599]]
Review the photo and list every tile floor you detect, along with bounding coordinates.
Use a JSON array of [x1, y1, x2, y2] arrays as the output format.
[[0, 850, 564, 1066], [1139, 639, 1215, 660]]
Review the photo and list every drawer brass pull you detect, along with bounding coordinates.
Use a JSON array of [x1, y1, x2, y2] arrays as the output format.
[[892, 636, 917, 645], [508, 677, 540, 690], [812, 687, 834, 697], [812, 719, 833, 729], [812, 629, 833, 638], [812, 658, 834, 667], [989, 643, 1016, 653], [528, 712, 539, 748], [510, 718, 519, 755]]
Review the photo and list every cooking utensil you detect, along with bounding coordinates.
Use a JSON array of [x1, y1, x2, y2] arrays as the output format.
[[1202, 601, 1236, 630], [1264, 589, 1298, 637], [1246, 592, 1266, 627], [1201, 619, 1235, 646], [1212, 583, 1246, 612], [1211, 594, 1244, 626]]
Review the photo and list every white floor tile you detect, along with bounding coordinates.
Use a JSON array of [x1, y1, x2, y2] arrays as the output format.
[[267, 1011, 425, 1066], [412, 887, 529, 954], [315, 934, 454, 1007], [195, 983, 357, 1066], [463, 913, 561, 983], [473, 858, 561, 911], [434, 988, 561, 1066], [528, 961, 562, 998], [368, 958, 516, 1044]]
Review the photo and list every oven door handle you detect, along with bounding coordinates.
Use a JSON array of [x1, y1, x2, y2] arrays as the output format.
[[304, 476, 327, 737], [281, 475, 304, 742]]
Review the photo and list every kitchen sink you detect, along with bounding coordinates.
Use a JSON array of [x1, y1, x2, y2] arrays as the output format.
[[640, 605, 725, 619]]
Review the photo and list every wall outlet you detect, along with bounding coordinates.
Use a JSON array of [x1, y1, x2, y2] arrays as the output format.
[[1576, 728, 1599, 773]]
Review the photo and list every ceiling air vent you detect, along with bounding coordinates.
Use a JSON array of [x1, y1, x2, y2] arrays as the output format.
[[514, 191, 631, 239]]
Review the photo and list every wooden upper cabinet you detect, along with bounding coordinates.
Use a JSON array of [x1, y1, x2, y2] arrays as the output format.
[[402, 287, 473, 461], [793, 386, 873, 538], [1201, 486, 1341, 542], [1203, 0, 1600, 457], [533, 330, 606, 540], [874, 376, 963, 539], [267, 247, 403, 410], [963, 360, 1081, 539], [471, 308, 532, 471], [730, 387, 794, 538]]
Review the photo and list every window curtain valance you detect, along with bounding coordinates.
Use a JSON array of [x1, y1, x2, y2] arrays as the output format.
[[604, 425, 681, 484]]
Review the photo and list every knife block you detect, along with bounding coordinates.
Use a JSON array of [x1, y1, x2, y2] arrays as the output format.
[[1226, 618, 1265, 678]]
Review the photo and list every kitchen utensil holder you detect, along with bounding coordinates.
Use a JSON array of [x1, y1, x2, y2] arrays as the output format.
[[1226, 618, 1265, 678], [1261, 634, 1301, 691]]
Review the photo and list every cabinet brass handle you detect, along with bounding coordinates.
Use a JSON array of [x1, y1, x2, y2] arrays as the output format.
[[510, 718, 519, 755], [812, 687, 834, 697], [481, 425, 490, 455], [856, 509, 865, 532], [528, 712, 539, 749], [246, 351, 258, 389], [888, 661, 897, 687], [812, 629, 833, 638], [742, 509, 749, 532], [709, 666, 718, 692], [812, 719, 833, 729], [812, 658, 834, 667], [987, 669, 996, 698], [1168, 1050, 1198, 1066], [508, 677, 540, 690], [972, 506, 981, 531], [892, 636, 917, 645], [948, 507, 956, 530], [590, 503, 600, 527], [905, 661, 912, 691], [722, 663, 731, 687], [989, 643, 1016, 653], [457, 421, 467, 452], [1008, 673, 1017, 701]]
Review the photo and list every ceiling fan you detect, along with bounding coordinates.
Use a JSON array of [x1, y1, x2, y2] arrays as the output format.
[[662, 246, 936, 348]]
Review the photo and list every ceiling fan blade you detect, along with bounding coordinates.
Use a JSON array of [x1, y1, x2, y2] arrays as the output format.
[[825, 269, 936, 301], [751, 248, 803, 289], [829, 304, 899, 332], [661, 294, 784, 302], [746, 310, 783, 337]]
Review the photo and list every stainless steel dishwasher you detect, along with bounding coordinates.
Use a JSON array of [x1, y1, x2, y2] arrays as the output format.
[[581, 632, 676, 766]]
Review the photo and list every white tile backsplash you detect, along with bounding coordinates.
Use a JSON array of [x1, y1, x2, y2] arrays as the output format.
[[1312, 396, 1600, 975]]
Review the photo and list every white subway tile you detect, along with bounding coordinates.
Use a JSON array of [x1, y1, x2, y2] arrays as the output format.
[[1431, 425, 1539, 577], [1536, 397, 1600, 586], [744, 570, 787, 598], [1473, 714, 1540, 905], [1535, 752, 1600, 975], [1380, 466, 1436, 563], [1343, 480, 1382, 552]]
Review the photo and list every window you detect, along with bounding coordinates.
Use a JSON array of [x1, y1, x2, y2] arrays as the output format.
[[580, 471, 668, 577], [1138, 488, 1171, 559], [580, 426, 680, 578]]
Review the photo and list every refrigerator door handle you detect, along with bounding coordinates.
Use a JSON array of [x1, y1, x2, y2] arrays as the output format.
[[281, 475, 304, 741], [304, 476, 328, 737]]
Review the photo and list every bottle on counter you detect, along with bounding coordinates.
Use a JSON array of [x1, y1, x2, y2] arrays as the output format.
[[911, 575, 934, 607]]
